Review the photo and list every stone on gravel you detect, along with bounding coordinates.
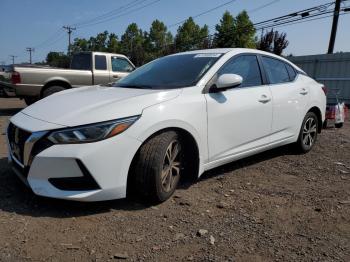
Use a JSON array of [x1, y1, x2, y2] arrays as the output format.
[[113, 252, 128, 259], [197, 229, 208, 236], [174, 233, 185, 241], [210, 235, 215, 245]]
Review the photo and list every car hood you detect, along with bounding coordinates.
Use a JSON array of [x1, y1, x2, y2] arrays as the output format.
[[21, 85, 182, 127]]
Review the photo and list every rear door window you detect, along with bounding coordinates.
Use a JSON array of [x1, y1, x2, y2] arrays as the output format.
[[95, 55, 107, 70], [262, 56, 290, 84], [285, 63, 297, 81]]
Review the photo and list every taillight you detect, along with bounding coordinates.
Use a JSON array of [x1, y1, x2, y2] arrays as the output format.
[[11, 71, 21, 84], [321, 86, 327, 95]]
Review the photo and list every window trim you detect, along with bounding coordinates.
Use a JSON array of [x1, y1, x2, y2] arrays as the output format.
[[203, 53, 267, 93]]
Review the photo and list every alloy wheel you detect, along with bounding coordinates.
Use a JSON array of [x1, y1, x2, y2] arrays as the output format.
[[302, 117, 317, 147], [161, 140, 181, 193]]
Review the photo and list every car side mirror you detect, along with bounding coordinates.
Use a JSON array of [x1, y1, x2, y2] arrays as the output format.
[[215, 74, 243, 90]]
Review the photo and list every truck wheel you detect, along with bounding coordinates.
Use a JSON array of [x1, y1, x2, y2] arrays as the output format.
[[42, 86, 66, 98], [335, 123, 343, 128], [24, 97, 38, 105]]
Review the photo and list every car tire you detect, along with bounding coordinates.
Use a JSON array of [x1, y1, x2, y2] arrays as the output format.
[[296, 112, 319, 153], [42, 85, 66, 98], [24, 97, 38, 106], [335, 123, 343, 128], [131, 131, 184, 203]]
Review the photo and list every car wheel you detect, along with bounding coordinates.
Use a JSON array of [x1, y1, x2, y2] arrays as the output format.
[[296, 112, 319, 153], [24, 97, 38, 106], [42, 85, 66, 98], [335, 122, 343, 128], [131, 131, 184, 203]]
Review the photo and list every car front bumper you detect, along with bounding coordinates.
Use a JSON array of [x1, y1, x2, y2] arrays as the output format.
[[7, 115, 142, 202]]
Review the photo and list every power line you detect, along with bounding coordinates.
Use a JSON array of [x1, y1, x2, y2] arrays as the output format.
[[268, 11, 350, 30], [73, 0, 147, 28], [248, 0, 281, 14], [169, 0, 238, 28], [209, 0, 282, 31], [76, 0, 163, 29], [254, 5, 350, 31]]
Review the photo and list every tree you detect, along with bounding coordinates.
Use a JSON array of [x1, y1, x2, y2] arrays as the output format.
[[257, 29, 289, 55], [70, 38, 89, 53], [46, 52, 70, 68], [213, 11, 236, 48], [174, 17, 209, 52], [213, 11, 256, 48], [146, 20, 173, 60], [106, 33, 121, 53], [234, 11, 256, 48], [121, 23, 146, 66]]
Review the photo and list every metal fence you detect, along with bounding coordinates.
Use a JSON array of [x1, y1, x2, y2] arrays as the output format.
[[287, 52, 350, 105]]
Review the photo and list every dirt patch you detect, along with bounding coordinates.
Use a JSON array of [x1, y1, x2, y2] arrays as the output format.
[[0, 98, 349, 261]]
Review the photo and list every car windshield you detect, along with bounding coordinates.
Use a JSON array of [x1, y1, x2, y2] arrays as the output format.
[[114, 53, 222, 89]]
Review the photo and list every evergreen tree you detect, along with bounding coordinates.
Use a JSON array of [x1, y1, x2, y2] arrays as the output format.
[[174, 17, 209, 52], [213, 11, 256, 48], [234, 11, 256, 48], [213, 11, 236, 48], [120, 23, 146, 66], [146, 19, 173, 60]]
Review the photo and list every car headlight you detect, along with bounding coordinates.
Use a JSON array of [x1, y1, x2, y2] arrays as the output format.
[[48, 116, 139, 144]]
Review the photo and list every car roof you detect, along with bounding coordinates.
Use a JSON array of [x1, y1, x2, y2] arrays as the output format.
[[175, 48, 305, 73]]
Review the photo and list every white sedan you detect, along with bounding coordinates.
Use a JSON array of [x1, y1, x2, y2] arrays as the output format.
[[7, 48, 326, 202]]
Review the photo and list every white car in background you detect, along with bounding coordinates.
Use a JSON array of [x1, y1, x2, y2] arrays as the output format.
[[7, 48, 326, 203]]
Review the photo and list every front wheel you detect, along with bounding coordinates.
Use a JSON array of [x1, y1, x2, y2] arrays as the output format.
[[296, 112, 319, 153], [130, 131, 184, 203], [42, 85, 66, 98]]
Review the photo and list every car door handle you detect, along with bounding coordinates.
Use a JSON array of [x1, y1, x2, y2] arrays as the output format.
[[258, 95, 271, 103], [300, 88, 308, 95], [113, 74, 120, 79]]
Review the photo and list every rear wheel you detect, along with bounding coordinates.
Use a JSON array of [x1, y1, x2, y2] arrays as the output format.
[[42, 85, 66, 98], [335, 122, 343, 128], [130, 131, 184, 203], [24, 96, 38, 105], [296, 112, 319, 153]]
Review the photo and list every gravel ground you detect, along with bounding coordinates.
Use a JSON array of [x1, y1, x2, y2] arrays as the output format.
[[0, 98, 349, 262]]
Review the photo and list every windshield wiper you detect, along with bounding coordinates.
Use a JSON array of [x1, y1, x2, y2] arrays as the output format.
[[117, 85, 154, 89]]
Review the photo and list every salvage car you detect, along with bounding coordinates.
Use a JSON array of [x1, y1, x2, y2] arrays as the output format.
[[0, 52, 135, 104], [6, 48, 326, 202]]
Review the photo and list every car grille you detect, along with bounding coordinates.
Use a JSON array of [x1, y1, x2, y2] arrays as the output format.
[[7, 123, 31, 164], [7, 122, 53, 178]]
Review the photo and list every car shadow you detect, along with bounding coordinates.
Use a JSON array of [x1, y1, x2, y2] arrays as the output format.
[[0, 158, 148, 218], [181, 144, 298, 188], [0, 145, 297, 218], [0, 108, 23, 116]]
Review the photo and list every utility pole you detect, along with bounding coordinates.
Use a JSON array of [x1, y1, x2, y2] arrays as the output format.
[[9, 55, 17, 65], [328, 0, 342, 54], [63, 25, 76, 56], [26, 47, 35, 64]]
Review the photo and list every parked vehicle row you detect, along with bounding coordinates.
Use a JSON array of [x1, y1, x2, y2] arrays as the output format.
[[0, 52, 135, 105], [6, 48, 326, 203]]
